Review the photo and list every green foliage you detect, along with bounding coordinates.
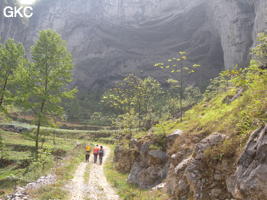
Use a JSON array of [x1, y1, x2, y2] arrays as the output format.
[[163, 32, 267, 137], [14, 30, 77, 158], [0, 135, 7, 159], [28, 145, 84, 200], [0, 39, 26, 108], [154, 51, 201, 121], [23, 149, 53, 181], [102, 75, 166, 130], [204, 134, 248, 162], [102, 74, 143, 113], [0, 128, 84, 197], [251, 32, 267, 66]]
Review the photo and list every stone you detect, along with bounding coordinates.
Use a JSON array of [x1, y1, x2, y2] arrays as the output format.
[[174, 156, 192, 174], [148, 150, 168, 165], [194, 133, 226, 159], [227, 125, 267, 200], [127, 163, 168, 189], [211, 188, 222, 197], [166, 133, 229, 200], [152, 182, 166, 191]]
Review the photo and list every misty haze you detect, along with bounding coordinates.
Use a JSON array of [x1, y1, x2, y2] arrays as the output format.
[[0, 0, 266, 200]]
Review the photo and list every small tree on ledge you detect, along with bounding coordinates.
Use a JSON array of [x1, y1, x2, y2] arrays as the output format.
[[154, 51, 200, 121]]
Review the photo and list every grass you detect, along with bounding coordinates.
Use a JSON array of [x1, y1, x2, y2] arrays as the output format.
[[0, 121, 124, 144], [0, 127, 88, 198], [152, 84, 266, 138], [28, 145, 85, 200], [104, 147, 169, 200]]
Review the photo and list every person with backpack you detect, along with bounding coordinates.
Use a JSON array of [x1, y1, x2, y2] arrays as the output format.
[[85, 144, 91, 162], [99, 146, 104, 165], [93, 144, 100, 163]]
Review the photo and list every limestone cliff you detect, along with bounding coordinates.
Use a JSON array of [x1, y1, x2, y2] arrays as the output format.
[[0, 0, 266, 90]]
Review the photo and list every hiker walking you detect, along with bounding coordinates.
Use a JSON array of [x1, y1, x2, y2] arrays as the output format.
[[99, 146, 105, 165], [85, 144, 91, 162], [93, 144, 100, 163]]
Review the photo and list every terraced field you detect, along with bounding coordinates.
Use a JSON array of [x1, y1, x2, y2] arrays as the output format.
[[0, 127, 81, 196], [0, 120, 122, 198]]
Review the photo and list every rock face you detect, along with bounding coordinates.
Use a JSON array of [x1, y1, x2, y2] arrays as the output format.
[[113, 145, 138, 173], [0, 0, 266, 90], [114, 126, 267, 199], [114, 134, 168, 189], [227, 125, 267, 200], [127, 146, 168, 189], [167, 133, 232, 200]]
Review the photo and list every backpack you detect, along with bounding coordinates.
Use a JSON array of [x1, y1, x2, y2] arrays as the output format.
[[99, 149, 104, 156], [93, 147, 99, 154], [86, 145, 91, 151]]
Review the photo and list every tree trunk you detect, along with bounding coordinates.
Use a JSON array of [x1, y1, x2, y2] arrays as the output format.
[[35, 101, 45, 159], [138, 97, 141, 130], [180, 65, 183, 122], [35, 117, 41, 159], [0, 76, 9, 107]]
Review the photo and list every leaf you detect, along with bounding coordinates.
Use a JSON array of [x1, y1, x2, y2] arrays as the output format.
[[181, 56, 187, 60], [179, 51, 187, 55]]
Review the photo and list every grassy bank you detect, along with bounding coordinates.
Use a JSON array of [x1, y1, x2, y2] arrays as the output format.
[[104, 147, 168, 200], [0, 127, 86, 198], [0, 121, 123, 144], [29, 145, 84, 200]]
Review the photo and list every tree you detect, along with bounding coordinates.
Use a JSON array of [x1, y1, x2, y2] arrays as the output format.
[[139, 77, 164, 129], [102, 74, 142, 114], [252, 32, 267, 67], [154, 51, 200, 121], [102, 75, 164, 130], [16, 30, 77, 159], [0, 39, 25, 108]]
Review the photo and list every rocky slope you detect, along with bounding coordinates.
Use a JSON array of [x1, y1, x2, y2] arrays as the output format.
[[0, 0, 266, 90], [113, 124, 267, 200]]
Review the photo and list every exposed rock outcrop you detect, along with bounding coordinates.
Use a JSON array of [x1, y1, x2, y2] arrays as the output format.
[[227, 124, 267, 200], [0, 124, 31, 133], [127, 147, 168, 189], [167, 133, 233, 200], [114, 134, 168, 189], [114, 125, 267, 200], [113, 145, 138, 173], [1, 0, 266, 91]]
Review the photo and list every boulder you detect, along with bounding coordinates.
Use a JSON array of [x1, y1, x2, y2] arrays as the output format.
[[227, 125, 267, 200], [167, 129, 183, 147], [166, 133, 230, 200], [194, 133, 227, 159], [129, 138, 142, 149], [127, 162, 168, 189], [113, 145, 138, 173], [148, 150, 168, 165], [185, 133, 228, 200]]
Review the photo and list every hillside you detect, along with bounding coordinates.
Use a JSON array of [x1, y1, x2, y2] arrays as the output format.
[[0, 1, 267, 200], [111, 34, 267, 200]]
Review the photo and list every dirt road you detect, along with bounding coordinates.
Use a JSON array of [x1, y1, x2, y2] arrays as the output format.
[[69, 147, 119, 200]]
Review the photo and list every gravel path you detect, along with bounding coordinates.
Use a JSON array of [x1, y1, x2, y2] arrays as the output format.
[[69, 147, 119, 200], [69, 162, 88, 200]]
